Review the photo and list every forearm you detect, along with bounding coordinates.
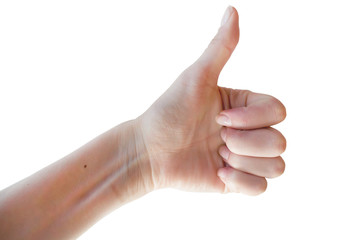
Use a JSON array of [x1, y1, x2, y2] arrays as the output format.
[[0, 119, 153, 239]]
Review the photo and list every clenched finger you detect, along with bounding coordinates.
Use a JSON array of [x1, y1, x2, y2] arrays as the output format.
[[218, 145, 285, 178], [221, 127, 286, 157], [217, 167, 267, 195], [216, 89, 286, 129]]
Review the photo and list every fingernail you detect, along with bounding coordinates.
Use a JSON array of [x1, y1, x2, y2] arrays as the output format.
[[221, 6, 233, 26], [216, 114, 231, 126], [219, 145, 230, 160], [220, 128, 227, 142], [217, 169, 227, 183]]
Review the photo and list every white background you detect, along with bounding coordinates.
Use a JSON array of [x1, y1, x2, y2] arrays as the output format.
[[1, 0, 359, 239]]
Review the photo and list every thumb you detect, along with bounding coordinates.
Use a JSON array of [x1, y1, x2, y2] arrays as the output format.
[[194, 6, 239, 81]]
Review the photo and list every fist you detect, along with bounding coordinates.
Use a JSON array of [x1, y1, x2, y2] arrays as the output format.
[[138, 6, 286, 195]]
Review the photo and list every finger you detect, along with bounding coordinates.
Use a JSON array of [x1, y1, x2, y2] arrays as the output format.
[[216, 89, 286, 129], [192, 6, 239, 83], [221, 127, 286, 157], [217, 167, 267, 195], [218, 145, 285, 178]]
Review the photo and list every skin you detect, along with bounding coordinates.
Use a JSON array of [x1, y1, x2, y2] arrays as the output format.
[[0, 6, 286, 240]]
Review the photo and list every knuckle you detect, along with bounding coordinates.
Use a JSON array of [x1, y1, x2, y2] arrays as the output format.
[[209, 37, 234, 57]]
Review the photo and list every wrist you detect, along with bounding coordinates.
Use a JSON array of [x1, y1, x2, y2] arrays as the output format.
[[112, 119, 155, 202]]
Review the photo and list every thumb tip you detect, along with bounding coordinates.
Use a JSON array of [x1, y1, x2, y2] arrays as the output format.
[[221, 6, 234, 27], [219, 6, 240, 45], [189, 6, 239, 81], [221, 6, 238, 27]]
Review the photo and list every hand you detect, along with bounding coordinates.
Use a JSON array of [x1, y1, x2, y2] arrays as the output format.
[[138, 6, 286, 195]]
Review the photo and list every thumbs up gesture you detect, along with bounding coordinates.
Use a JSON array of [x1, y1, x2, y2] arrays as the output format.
[[138, 6, 286, 195]]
